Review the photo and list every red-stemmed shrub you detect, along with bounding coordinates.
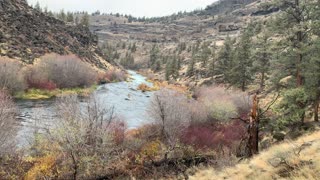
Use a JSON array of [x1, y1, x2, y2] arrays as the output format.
[[24, 54, 97, 89], [180, 120, 247, 151], [109, 119, 127, 145]]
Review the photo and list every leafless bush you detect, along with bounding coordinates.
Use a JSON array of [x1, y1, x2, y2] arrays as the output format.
[[189, 100, 209, 124], [43, 94, 123, 179], [98, 69, 127, 83], [25, 54, 97, 89], [148, 89, 191, 146], [194, 86, 252, 122], [0, 57, 25, 93], [0, 91, 18, 155]]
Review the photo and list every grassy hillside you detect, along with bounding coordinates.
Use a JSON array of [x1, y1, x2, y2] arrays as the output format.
[[190, 128, 320, 180]]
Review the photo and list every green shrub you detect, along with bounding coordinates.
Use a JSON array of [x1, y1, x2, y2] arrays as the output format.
[[276, 88, 308, 128]]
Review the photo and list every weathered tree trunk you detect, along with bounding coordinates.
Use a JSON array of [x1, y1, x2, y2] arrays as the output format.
[[260, 72, 265, 89], [295, 0, 303, 87], [314, 101, 319, 122], [314, 92, 320, 122], [241, 81, 246, 92], [70, 151, 78, 180], [247, 94, 259, 157]]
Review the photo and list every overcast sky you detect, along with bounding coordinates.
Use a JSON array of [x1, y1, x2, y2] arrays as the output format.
[[27, 0, 216, 17]]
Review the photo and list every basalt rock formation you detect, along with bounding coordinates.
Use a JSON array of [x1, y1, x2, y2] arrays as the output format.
[[0, 0, 113, 69]]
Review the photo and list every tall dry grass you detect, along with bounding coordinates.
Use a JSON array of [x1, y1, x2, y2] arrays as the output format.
[[189, 131, 320, 180]]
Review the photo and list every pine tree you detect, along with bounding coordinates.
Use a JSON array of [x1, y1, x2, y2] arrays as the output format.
[[43, 6, 48, 14], [66, 12, 74, 23], [208, 43, 217, 77], [80, 12, 90, 27], [34, 1, 41, 12], [186, 55, 195, 77], [304, 37, 320, 122], [272, 0, 314, 87], [230, 27, 254, 91], [216, 35, 234, 82], [58, 9, 67, 22], [75, 16, 80, 25], [200, 42, 211, 67], [131, 43, 137, 52], [149, 44, 159, 69], [252, 31, 272, 89], [165, 60, 172, 81]]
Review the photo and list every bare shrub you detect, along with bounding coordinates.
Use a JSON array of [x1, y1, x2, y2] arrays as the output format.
[[189, 100, 209, 124], [25, 54, 97, 89], [98, 69, 127, 83], [148, 89, 191, 147], [29, 95, 125, 179], [195, 86, 252, 122], [0, 57, 25, 93], [0, 91, 18, 155], [23, 65, 57, 90]]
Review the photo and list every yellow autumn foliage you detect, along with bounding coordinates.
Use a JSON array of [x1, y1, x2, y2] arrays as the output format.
[[24, 153, 58, 180], [136, 140, 164, 164]]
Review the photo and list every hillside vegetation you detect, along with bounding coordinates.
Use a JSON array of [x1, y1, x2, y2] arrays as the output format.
[[190, 130, 320, 180], [0, 0, 113, 69], [0, 0, 320, 179]]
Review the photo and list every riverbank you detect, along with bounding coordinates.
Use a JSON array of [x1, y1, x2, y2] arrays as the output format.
[[14, 85, 98, 100]]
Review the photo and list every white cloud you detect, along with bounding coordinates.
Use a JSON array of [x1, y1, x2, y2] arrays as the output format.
[[27, 0, 216, 17]]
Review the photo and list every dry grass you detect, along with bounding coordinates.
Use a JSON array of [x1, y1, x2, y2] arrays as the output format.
[[189, 131, 320, 180]]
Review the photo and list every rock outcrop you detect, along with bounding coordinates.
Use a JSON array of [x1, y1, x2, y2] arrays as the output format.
[[0, 0, 113, 69]]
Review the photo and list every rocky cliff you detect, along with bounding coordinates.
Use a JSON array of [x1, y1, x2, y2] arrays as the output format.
[[0, 0, 113, 69]]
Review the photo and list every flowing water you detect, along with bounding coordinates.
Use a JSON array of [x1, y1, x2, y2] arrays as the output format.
[[15, 70, 155, 146]]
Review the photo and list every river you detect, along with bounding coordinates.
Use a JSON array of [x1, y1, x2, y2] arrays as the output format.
[[15, 70, 155, 146]]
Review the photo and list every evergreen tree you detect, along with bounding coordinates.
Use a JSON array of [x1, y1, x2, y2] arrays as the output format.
[[304, 37, 320, 122], [216, 35, 234, 82], [200, 42, 211, 67], [66, 12, 74, 23], [34, 1, 41, 12], [230, 27, 254, 91], [149, 44, 159, 69], [48, 11, 54, 17], [75, 16, 80, 25], [131, 43, 137, 52], [43, 6, 48, 14], [80, 12, 90, 27], [252, 31, 272, 89], [186, 55, 195, 77], [58, 9, 67, 21], [272, 0, 314, 87], [208, 43, 217, 77]]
